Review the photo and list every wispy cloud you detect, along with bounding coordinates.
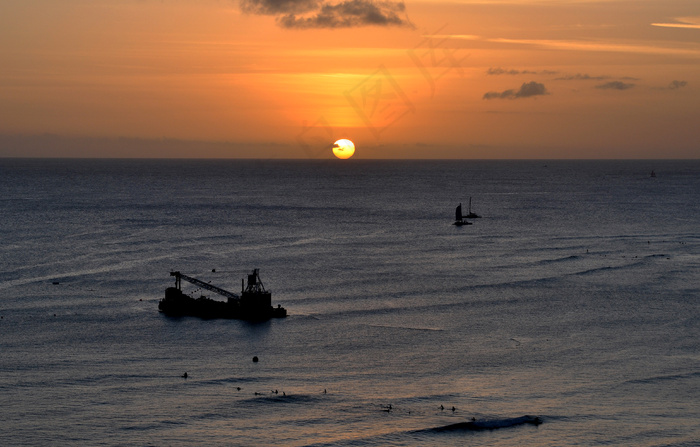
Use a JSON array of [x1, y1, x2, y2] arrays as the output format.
[[241, 0, 413, 29], [491, 38, 700, 57], [596, 81, 635, 90], [555, 73, 640, 82], [652, 16, 700, 29], [652, 23, 700, 29], [668, 80, 688, 89], [555, 73, 610, 81], [483, 81, 548, 100], [487, 67, 558, 76], [423, 34, 480, 40], [429, 35, 700, 58]]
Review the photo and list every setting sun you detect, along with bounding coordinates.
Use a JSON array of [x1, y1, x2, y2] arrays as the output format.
[[332, 139, 355, 159]]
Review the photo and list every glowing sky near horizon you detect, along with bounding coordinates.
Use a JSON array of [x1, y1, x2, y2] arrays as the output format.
[[1, 0, 699, 158]]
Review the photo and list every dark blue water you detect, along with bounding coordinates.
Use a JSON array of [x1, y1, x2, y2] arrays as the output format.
[[1, 159, 699, 446]]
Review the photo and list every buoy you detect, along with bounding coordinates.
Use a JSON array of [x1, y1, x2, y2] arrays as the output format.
[[252, 356, 259, 362]]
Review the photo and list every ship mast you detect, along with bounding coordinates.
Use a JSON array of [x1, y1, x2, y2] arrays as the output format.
[[244, 268, 266, 294]]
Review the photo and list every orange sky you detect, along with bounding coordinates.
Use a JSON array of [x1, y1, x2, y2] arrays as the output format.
[[1, 0, 699, 158]]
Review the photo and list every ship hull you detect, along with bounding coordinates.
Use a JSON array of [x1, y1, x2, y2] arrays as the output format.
[[159, 287, 287, 320]]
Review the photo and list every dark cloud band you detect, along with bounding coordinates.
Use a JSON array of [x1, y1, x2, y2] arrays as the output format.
[[596, 81, 635, 90], [240, 0, 320, 15], [241, 0, 412, 29], [669, 80, 687, 89], [483, 81, 549, 100]]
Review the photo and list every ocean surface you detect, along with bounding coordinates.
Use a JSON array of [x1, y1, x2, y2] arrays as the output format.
[[1, 158, 699, 446]]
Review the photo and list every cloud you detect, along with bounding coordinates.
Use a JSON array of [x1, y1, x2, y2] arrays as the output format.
[[487, 67, 558, 76], [483, 89, 516, 100], [240, 0, 320, 15], [668, 80, 688, 89], [652, 16, 700, 29], [488, 67, 533, 75], [556, 74, 640, 82], [515, 81, 548, 97], [595, 81, 635, 90], [423, 34, 480, 41], [490, 38, 700, 58], [241, 0, 413, 29], [651, 23, 700, 29], [556, 73, 610, 81], [483, 81, 548, 100], [421, 35, 700, 58]]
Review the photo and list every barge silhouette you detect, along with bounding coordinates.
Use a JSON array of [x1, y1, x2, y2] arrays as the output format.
[[159, 269, 287, 320]]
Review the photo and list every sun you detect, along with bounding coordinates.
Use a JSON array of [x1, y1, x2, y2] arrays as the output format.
[[332, 139, 355, 159]]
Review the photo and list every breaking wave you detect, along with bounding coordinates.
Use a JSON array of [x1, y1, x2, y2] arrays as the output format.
[[427, 415, 543, 432]]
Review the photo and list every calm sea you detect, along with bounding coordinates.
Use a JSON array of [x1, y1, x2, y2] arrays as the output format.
[[1, 158, 699, 446]]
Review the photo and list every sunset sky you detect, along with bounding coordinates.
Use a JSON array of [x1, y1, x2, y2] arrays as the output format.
[[1, 0, 699, 158]]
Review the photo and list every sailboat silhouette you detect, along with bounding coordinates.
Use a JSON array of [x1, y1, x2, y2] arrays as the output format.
[[465, 197, 481, 218], [453, 203, 472, 226]]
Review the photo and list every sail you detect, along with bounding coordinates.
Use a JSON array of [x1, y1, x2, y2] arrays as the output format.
[[455, 204, 462, 221], [466, 197, 481, 218]]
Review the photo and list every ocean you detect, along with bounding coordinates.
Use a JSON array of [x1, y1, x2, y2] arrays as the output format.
[[1, 158, 699, 446]]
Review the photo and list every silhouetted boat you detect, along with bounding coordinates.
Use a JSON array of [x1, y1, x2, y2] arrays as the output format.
[[159, 269, 287, 320], [453, 203, 472, 226], [465, 197, 481, 218]]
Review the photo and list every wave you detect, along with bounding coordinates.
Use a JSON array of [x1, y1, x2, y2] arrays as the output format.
[[300, 415, 546, 446], [533, 255, 582, 265], [239, 392, 324, 406], [428, 415, 543, 432], [366, 324, 444, 332], [624, 371, 700, 386]]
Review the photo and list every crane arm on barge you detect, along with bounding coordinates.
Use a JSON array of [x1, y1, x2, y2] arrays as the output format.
[[170, 271, 240, 301]]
